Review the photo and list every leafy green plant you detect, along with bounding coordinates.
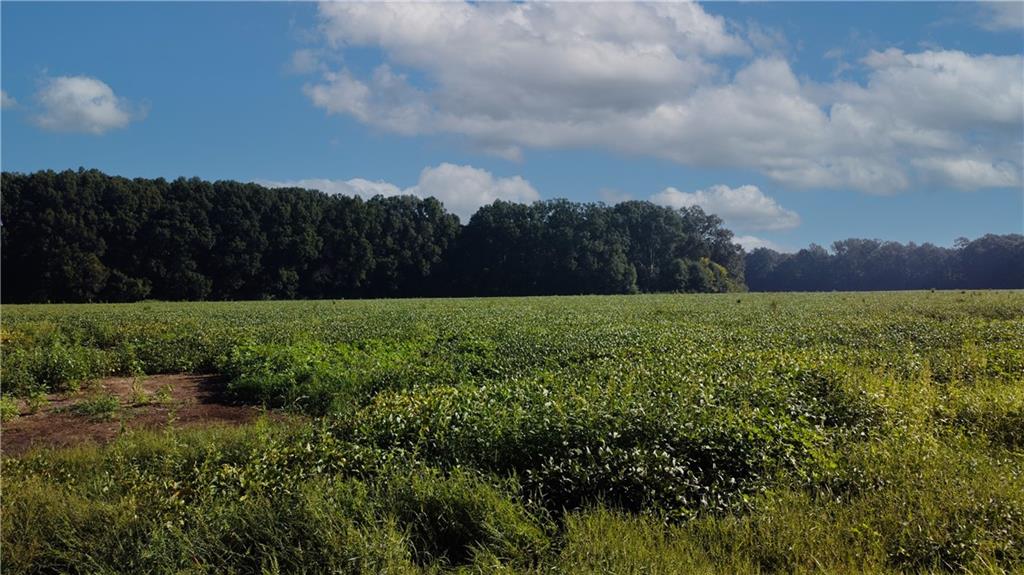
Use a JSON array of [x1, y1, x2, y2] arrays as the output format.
[[128, 377, 150, 406], [0, 395, 19, 422], [25, 391, 47, 414], [2, 341, 110, 395], [67, 392, 120, 420], [154, 383, 174, 405]]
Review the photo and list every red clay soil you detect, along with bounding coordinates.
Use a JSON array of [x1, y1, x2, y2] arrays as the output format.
[[1, 374, 281, 456]]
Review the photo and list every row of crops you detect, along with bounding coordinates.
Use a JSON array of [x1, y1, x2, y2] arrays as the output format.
[[2, 291, 1023, 573]]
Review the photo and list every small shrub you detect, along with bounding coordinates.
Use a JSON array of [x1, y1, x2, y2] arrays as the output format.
[[25, 391, 47, 414], [2, 341, 110, 394], [0, 396, 19, 422], [128, 377, 150, 406], [218, 340, 440, 416], [67, 392, 120, 420], [154, 383, 174, 405]]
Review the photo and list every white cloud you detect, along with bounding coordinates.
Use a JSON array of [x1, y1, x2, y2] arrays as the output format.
[[303, 2, 1023, 194], [733, 235, 785, 252], [652, 184, 800, 231], [912, 157, 1021, 189], [977, 2, 1024, 31], [409, 163, 540, 221], [308, 1, 739, 118], [261, 163, 539, 221], [263, 177, 402, 198], [342, 177, 405, 198], [306, 1, 745, 144], [851, 49, 1022, 133], [1, 90, 16, 109], [304, 65, 430, 136], [33, 75, 141, 134]]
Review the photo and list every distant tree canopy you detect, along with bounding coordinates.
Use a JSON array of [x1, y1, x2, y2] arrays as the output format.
[[4, 169, 1020, 302], [1, 169, 744, 302], [746, 235, 1024, 292], [449, 199, 744, 296]]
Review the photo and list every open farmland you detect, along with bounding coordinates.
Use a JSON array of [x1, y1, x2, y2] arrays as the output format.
[[2, 291, 1023, 573]]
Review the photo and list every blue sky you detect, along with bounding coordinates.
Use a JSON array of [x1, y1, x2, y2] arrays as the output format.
[[2, 1, 1022, 251]]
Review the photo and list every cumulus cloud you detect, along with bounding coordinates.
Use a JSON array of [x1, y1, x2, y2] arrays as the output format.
[[911, 157, 1021, 190], [306, 1, 745, 152], [652, 184, 800, 231], [1, 90, 16, 109], [33, 75, 142, 134], [261, 163, 539, 221], [410, 163, 539, 220], [851, 49, 1022, 133], [302, 2, 1022, 194], [304, 65, 430, 136], [317, 1, 745, 102]]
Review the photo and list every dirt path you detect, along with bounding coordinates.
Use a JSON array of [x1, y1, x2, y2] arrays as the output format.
[[1, 374, 280, 456]]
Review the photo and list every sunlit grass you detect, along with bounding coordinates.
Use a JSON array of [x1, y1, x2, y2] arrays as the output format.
[[2, 291, 1022, 573]]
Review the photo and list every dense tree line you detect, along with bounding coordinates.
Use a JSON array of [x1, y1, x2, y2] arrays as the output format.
[[1, 169, 744, 302], [448, 199, 743, 296], [746, 235, 1024, 292]]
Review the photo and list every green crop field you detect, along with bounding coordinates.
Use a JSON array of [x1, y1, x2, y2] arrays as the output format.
[[2, 292, 1023, 573]]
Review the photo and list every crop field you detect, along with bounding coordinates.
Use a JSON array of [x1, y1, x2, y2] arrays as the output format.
[[2, 291, 1023, 573]]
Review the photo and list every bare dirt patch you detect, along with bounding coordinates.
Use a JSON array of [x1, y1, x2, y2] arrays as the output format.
[[2, 374, 282, 456]]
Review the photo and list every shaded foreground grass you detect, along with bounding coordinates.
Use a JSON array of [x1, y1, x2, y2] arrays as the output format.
[[2, 292, 1023, 572], [4, 420, 1021, 574]]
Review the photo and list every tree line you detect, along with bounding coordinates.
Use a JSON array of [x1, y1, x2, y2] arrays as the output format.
[[4, 169, 1020, 302], [1, 169, 744, 302], [746, 235, 1024, 292]]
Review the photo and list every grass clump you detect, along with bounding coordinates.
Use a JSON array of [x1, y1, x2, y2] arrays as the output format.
[[1, 424, 546, 574], [384, 467, 551, 567]]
